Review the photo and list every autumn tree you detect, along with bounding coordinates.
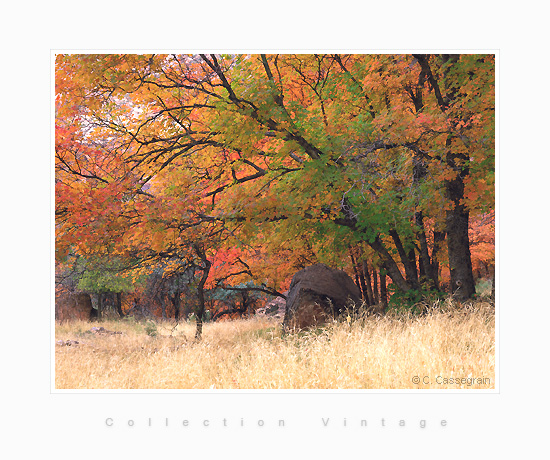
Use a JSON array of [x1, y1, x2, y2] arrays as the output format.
[[192, 54, 494, 299], [55, 55, 227, 338], [55, 53, 495, 323]]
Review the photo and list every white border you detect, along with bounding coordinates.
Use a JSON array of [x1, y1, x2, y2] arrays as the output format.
[[7, 1, 549, 456]]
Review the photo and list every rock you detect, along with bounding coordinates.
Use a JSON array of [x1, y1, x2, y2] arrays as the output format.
[[283, 263, 362, 330], [90, 326, 122, 335], [256, 292, 288, 320], [56, 339, 80, 346]]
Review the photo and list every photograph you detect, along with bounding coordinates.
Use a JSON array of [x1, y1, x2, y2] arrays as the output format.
[[54, 53, 495, 391], [6, 3, 549, 457]]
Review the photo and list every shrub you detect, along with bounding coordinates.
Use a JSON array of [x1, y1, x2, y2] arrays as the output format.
[[144, 321, 158, 337], [387, 284, 445, 314]]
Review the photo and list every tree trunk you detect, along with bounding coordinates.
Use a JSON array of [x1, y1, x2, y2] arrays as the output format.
[[160, 298, 167, 319], [412, 149, 437, 290], [372, 268, 379, 304], [389, 230, 419, 289], [430, 230, 446, 291], [408, 249, 418, 283], [368, 236, 411, 293], [336, 206, 413, 295], [172, 290, 181, 321], [115, 292, 124, 318], [415, 211, 436, 287], [356, 247, 369, 302], [446, 205, 475, 299], [412, 56, 475, 300], [379, 271, 388, 311], [349, 248, 363, 299], [97, 293, 103, 320], [243, 291, 254, 316], [194, 244, 212, 341], [445, 137, 475, 300], [362, 260, 375, 306]]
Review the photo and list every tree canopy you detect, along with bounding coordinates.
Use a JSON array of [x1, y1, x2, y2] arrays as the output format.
[[55, 53, 495, 331]]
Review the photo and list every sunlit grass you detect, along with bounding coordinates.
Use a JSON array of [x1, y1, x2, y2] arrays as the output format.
[[55, 299, 495, 390]]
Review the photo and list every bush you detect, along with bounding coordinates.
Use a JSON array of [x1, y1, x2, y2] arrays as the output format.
[[475, 278, 493, 298], [144, 321, 158, 337], [387, 284, 445, 314]]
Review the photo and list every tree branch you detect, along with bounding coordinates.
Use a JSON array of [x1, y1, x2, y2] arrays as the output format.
[[412, 54, 447, 112]]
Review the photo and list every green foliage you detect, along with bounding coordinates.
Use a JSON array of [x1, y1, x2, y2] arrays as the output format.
[[387, 283, 445, 314], [77, 268, 133, 294], [71, 254, 139, 295], [56, 54, 495, 306], [475, 278, 493, 298], [144, 320, 158, 337]]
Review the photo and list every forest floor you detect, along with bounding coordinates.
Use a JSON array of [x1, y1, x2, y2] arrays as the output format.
[[54, 299, 495, 390]]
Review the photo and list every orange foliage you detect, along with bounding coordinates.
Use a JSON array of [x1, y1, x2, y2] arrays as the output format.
[[469, 211, 495, 279], [55, 53, 495, 312]]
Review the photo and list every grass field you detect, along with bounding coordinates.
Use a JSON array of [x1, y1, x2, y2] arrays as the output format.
[[54, 299, 495, 390]]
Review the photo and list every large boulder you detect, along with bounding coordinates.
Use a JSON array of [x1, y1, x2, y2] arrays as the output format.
[[283, 264, 362, 330]]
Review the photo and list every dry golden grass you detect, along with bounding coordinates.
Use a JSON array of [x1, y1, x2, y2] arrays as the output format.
[[55, 300, 495, 390]]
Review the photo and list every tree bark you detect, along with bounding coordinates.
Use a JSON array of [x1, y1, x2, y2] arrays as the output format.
[[372, 268, 379, 304], [160, 298, 167, 319], [445, 137, 476, 300], [368, 236, 411, 293], [336, 202, 413, 295], [413, 55, 476, 301], [349, 248, 364, 299], [362, 260, 375, 306], [407, 249, 418, 283], [194, 244, 212, 341], [358, 268, 368, 304], [172, 290, 181, 320], [195, 283, 205, 341], [115, 292, 124, 318], [389, 230, 419, 289], [356, 247, 369, 303], [431, 230, 446, 291], [446, 205, 475, 299], [379, 271, 388, 311], [97, 293, 103, 320], [415, 211, 434, 286]]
